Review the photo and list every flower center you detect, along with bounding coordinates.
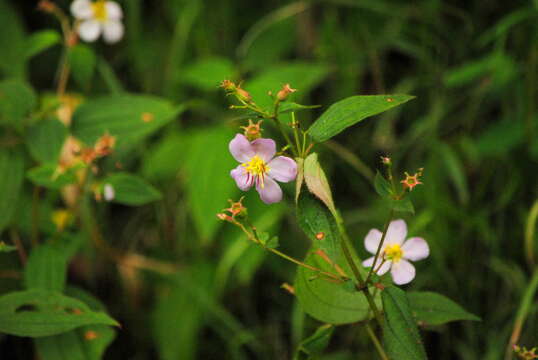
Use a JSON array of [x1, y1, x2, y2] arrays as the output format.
[[242, 155, 270, 188], [92, 0, 108, 21], [384, 244, 403, 263]]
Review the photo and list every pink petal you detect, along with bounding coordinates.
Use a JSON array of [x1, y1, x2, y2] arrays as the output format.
[[364, 229, 382, 254], [362, 256, 391, 276], [385, 219, 407, 245], [390, 259, 416, 285], [402, 237, 429, 261], [256, 176, 282, 204], [229, 134, 254, 163], [230, 165, 253, 191], [268, 156, 297, 182], [251, 138, 276, 162]]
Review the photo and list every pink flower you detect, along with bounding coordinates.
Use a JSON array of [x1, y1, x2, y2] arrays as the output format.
[[229, 134, 297, 204], [362, 219, 429, 285]]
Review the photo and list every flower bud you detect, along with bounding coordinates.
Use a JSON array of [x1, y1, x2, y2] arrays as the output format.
[[240, 120, 263, 141], [235, 87, 252, 102], [94, 132, 116, 157], [400, 171, 423, 191], [225, 197, 247, 218], [276, 83, 297, 101], [220, 79, 236, 92], [380, 156, 391, 165]]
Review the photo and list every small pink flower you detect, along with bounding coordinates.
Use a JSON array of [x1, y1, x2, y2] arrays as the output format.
[[229, 134, 297, 204], [362, 219, 429, 285]]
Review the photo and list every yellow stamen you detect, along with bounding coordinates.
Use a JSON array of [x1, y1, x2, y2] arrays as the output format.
[[384, 244, 403, 263], [242, 155, 270, 188], [91, 0, 108, 21]]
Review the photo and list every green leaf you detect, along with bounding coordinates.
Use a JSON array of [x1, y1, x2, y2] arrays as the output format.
[[303, 153, 336, 216], [388, 198, 415, 214], [295, 250, 373, 325], [180, 57, 235, 91], [35, 287, 117, 360], [184, 126, 238, 243], [142, 131, 186, 180], [295, 324, 334, 360], [27, 164, 78, 190], [71, 94, 184, 147], [0, 149, 25, 233], [102, 173, 162, 206], [0, 242, 17, 252], [295, 193, 375, 324], [382, 287, 427, 360], [69, 44, 96, 90], [0, 79, 37, 127], [24, 245, 68, 292], [297, 193, 340, 262], [24, 30, 61, 60], [374, 171, 393, 198], [308, 95, 415, 142], [407, 291, 481, 326], [0, 0, 26, 78], [0, 290, 118, 337], [26, 118, 68, 164]]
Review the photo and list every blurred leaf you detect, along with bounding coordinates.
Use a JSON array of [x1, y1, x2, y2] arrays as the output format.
[[0, 242, 17, 252], [102, 173, 162, 206], [71, 94, 184, 147], [184, 126, 238, 243], [303, 153, 336, 216], [245, 62, 330, 110], [295, 157, 304, 203], [26, 118, 68, 164], [142, 131, 186, 180], [0, 149, 24, 233], [27, 163, 78, 190], [24, 30, 61, 60], [408, 291, 480, 326], [308, 95, 415, 142], [180, 57, 235, 91], [438, 143, 469, 204], [0, 0, 26, 78], [24, 244, 68, 292], [36, 287, 117, 360], [0, 290, 118, 337], [295, 324, 334, 360], [0, 79, 36, 127], [382, 287, 427, 360], [388, 198, 415, 214], [69, 44, 96, 90], [475, 119, 524, 157], [374, 171, 393, 198]]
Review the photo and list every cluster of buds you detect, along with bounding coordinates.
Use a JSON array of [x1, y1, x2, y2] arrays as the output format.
[[276, 83, 297, 102], [401, 168, 424, 191], [220, 80, 252, 103], [240, 119, 263, 141], [514, 345, 538, 360], [217, 197, 247, 222]]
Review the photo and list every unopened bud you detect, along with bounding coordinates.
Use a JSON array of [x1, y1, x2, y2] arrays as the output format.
[[217, 213, 233, 222], [241, 120, 263, 141], [276, 83, 297, 101], [220, 79, 236, 91], [380, 156, 391, 165], [235, 87, 252, 102]]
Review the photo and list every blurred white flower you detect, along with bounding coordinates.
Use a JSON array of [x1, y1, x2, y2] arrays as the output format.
[[103, 183, 115, 201], [362, 219, 429, 285], [71, 0, 124, 44]]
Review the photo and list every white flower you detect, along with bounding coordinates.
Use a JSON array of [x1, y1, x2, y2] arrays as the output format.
[[103, 183, 115, 201], [362, 219, 429, 285], [71, 0, 124, 44]]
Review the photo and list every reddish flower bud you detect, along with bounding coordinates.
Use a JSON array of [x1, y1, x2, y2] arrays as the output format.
[[220, 79, 236, 91], [240, 120, 263, 141], [380, 156, 391, 165], [276, 83, 297, 101], [400, 171, 423, 191], [235, 87, 252, 102]]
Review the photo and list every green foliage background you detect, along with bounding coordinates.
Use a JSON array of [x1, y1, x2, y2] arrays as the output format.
[[1, 0, 537, 359]]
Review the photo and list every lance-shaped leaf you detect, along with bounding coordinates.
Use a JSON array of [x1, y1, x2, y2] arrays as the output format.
[[0, 149, 24, 233], [408, 291, 480, 326], [308, 95, 415, 142], [382, 287, 427, 360], [101, 173, 162, 206], [0, 290, 119, 338], [303, 153, 336, 216], [24, 244, 68, 292], [294, 324, 334, 360]]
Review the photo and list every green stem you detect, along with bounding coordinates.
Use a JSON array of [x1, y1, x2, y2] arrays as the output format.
[[365, 210, 395, 285], [291, 112, 302, 156], [366, 323, 390, 360]]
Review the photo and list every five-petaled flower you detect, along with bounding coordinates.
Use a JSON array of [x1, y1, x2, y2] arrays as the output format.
[[230, 134, 297, 204], [71, 0, 124, 43], [362, 219, 429, 285]]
